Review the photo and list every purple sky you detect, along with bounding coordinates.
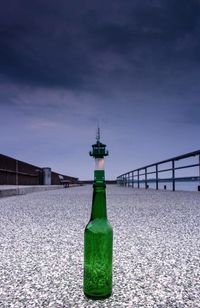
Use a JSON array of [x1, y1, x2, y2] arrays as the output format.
[[1, 0, 200, 179]]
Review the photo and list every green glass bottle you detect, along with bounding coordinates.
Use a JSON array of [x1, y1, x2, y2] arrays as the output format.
[[84, 130, 113, 299]]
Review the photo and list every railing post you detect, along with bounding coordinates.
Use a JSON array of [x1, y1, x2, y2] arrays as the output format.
[[199, 155, 200, 180], [198, 155, 200, 191], [137, 170, 140, 188], [156, 164, 158, 190], [145, 167, 148, 189], [132, 171, 134, 188], [172, 160, 175, 191]]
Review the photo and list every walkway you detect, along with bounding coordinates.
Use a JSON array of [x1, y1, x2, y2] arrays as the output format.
[[0, 185, 63, 197], [0, 186, 199, 307]]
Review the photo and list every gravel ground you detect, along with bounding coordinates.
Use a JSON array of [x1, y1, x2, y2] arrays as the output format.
[[0, 185, 200, 308]]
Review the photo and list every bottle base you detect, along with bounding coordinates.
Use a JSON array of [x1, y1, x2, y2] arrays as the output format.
[[84, 291, 112, 300]]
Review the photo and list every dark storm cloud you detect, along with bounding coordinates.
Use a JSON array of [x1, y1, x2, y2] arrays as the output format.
[[86, 0, 200, 72], [1, 0, 200, 91], [0, 0, 94, 88]]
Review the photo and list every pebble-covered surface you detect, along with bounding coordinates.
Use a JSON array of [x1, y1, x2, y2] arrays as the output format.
[[0, 185, 200, 308]]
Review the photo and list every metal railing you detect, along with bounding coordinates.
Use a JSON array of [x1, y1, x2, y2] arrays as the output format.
[[116, 150, 200, 191]]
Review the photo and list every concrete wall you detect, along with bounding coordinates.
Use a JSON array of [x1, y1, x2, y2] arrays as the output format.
[[0, 154, 78, 185]]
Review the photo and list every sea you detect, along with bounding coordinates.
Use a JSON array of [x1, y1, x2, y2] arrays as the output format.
[[132, 181, 200, 192]]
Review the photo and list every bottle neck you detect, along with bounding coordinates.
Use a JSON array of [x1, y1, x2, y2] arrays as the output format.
[[91, 183, 107, 220]]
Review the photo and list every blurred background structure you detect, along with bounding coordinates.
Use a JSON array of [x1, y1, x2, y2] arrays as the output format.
[[0, 154, 78, 186]]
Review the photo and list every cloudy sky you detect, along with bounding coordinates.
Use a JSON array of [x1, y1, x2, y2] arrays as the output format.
[[1, 0, 200, 179]]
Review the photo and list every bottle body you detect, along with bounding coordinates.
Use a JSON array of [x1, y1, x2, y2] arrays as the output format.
[[83, 185, 113, 299], [84, 218, 113, 299]]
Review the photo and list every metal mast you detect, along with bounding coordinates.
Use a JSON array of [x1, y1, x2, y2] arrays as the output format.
[[96, 126, 100, 142]]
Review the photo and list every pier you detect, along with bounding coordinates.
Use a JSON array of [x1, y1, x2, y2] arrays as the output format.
[[0, 185, 199, 307]]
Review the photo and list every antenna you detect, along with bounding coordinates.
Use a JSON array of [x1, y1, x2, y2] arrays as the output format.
[[96, 126, 100, 142]]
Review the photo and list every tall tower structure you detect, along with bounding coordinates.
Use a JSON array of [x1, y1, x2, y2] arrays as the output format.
[[89, 127, 109, 184]]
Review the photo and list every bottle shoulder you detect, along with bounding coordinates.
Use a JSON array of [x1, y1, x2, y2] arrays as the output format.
[[85, 218, 113, 234]]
